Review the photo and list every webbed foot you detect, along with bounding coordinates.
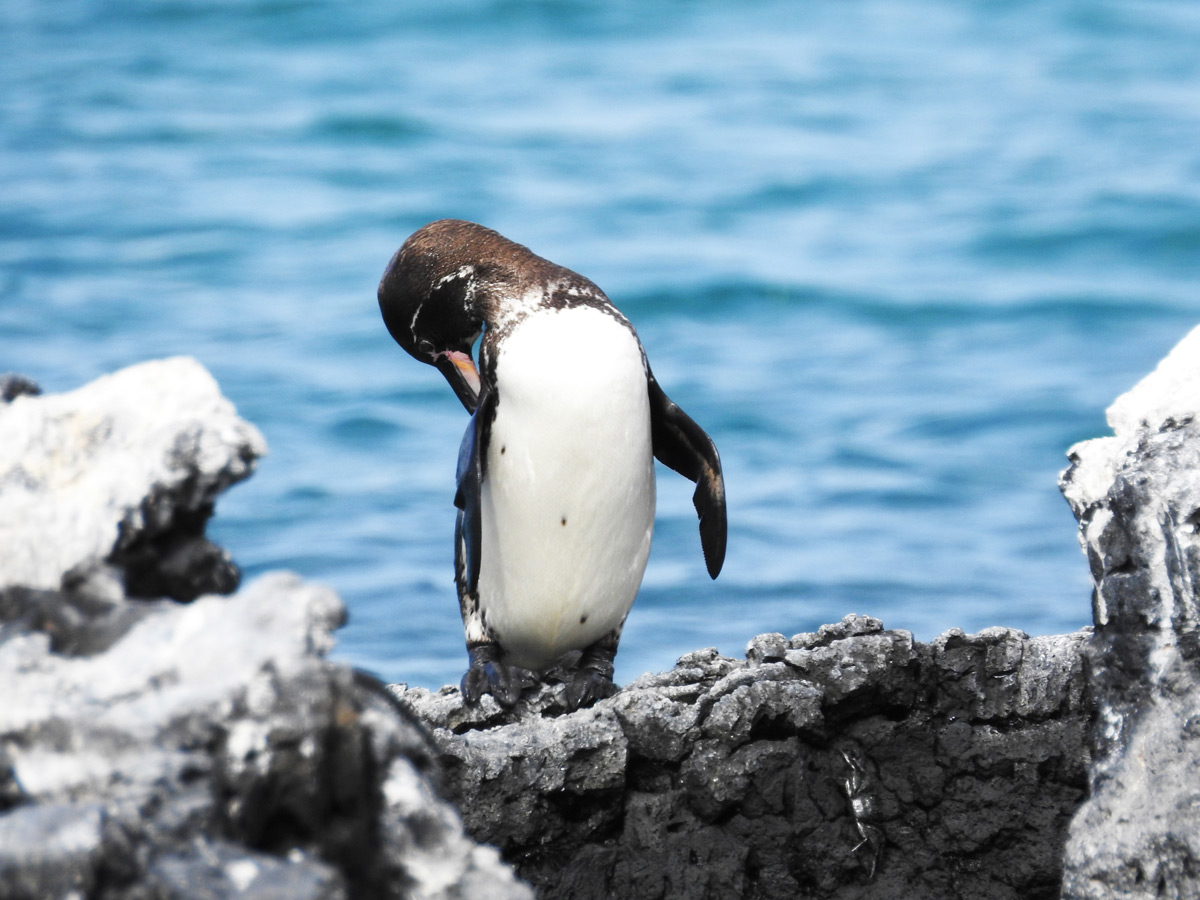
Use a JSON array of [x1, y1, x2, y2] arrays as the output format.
[[564, 642, 618, 711], [461, 643, 527, 706]]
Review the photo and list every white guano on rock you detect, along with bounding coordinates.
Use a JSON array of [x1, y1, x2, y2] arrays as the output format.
[[0, 356, 266, 590]]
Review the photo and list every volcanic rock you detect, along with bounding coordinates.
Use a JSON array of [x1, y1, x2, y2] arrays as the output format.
[[1059, 324, 1200, 900], [396, 615, 1092, 900]]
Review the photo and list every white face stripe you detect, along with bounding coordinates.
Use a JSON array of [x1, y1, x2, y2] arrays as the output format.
[[407, 298, 425, 343], [436, 265, 475, 288]]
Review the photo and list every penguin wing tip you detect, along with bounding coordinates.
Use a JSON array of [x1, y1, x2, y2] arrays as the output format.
[[702, 531, 726, 579], [694, 469, 727, 581]]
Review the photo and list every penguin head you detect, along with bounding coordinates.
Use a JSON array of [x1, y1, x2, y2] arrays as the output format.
[[378, 220, 491, 413], [379, 219, 604, 413]]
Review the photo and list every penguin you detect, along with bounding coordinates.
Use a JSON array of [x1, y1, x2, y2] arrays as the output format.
[[378, 219, 726, 710]]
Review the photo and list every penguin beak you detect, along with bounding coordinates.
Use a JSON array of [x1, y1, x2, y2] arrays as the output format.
[[434, 350, 481, 414]]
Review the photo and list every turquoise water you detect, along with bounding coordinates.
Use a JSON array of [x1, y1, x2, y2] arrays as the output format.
[[2, 0, 1198, 687]]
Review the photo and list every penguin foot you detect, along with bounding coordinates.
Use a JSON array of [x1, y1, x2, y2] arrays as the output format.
[[461, 643, 529, 707], [564, 643, 618, 711]]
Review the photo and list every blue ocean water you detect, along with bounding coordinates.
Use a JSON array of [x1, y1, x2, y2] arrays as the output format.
[[2, 0, 1198, 688]]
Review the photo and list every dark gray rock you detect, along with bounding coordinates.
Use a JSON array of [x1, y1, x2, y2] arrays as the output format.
[[396, 614, 1092, 900], [0, 374, 40, 403], [1059, 325, 1200, 900], [0, 565, 152, 656]]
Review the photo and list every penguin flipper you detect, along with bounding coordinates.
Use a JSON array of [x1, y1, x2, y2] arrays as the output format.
[[454, 387, 496, 596], [648, 370, 727, 579]]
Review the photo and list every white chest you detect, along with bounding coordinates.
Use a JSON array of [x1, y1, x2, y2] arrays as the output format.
[[478, 306, 656, 669]]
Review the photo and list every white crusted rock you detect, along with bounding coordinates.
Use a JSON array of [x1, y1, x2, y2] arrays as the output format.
[[0, 360, 531, 900], [1061, 324, 1200, 518], [1059, 323, 1200, 900], [0, 356, 266, 592]]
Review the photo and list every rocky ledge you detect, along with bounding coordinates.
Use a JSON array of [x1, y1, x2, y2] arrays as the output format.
[[4, 325, 1200, 900], [396, 620, 1090, 899]]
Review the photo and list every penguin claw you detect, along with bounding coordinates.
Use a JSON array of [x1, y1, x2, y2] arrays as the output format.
[[564, 641, 619, 711], [460, 660, 523, 706], [460, 644, 526, 707], [564, 670, 616, 711]]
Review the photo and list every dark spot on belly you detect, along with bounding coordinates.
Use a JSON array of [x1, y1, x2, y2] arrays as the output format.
[[580, 614, 588, 624], [500, 445, 506, 455], [561, 516, 567, 526]]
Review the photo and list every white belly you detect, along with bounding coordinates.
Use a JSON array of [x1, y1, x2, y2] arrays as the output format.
[[478, 306, 655, 670]]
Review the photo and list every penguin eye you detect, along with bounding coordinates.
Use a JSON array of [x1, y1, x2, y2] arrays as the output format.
[[417, 339, 434, 355]]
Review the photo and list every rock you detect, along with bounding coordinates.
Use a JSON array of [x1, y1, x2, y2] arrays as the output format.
[[0, 570, 530, 900], [396, 617, 1092, 900], [0, 374, 41, 403], [1059, 324, 1200, 900], [0, 570, 152, 656], [0, 360, 533, 900], [12, 323, 1200, 900], [0, 357, 264, 599]]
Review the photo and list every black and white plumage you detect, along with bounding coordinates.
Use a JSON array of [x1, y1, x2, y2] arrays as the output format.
[[378, 219, 726, 709]]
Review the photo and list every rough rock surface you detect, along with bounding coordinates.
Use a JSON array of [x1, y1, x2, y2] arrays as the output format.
[[0, 357, 264, 600], [0, 571, 531, 900], [1059, 324, 1200, 900], [1, 361, 532, 900], [396, 615, 1092, 900]]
